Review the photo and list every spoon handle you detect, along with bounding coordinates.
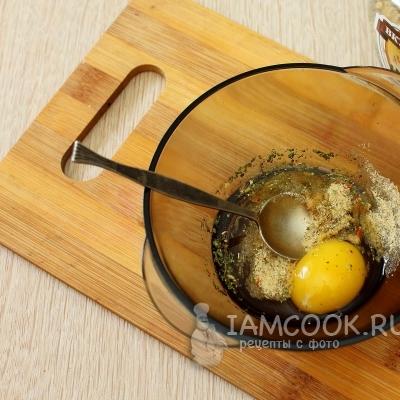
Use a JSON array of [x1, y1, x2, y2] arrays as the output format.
[[72, 142, 258, 222]]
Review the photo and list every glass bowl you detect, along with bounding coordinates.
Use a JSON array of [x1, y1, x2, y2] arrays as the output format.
[[143, 64, 400, 350]]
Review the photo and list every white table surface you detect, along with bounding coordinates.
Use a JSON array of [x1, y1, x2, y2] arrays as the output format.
[[0, 1, 380, 399]]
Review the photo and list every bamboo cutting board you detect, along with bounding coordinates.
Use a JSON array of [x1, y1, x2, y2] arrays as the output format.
[[1, 1, 400, 399]]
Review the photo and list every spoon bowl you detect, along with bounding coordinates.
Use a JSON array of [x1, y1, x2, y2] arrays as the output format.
[[258, 193, 310, 260]]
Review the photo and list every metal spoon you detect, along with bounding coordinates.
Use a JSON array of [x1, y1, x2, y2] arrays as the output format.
[[71, 142, 309, 259]]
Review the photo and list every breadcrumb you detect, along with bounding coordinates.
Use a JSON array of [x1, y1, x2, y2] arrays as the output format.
[[361, 162, 400, 276], [303, 183, 354, 250], [246, 247, 294, 301]]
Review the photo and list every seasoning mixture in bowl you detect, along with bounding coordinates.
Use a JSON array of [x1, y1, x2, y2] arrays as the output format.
[[212, 150, 400, 319]]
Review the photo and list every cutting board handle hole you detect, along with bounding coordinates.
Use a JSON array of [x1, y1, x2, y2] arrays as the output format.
[[63, 67, 165, 181]]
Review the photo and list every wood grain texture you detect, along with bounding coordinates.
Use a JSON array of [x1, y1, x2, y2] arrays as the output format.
[[0, 1, 386, 399]]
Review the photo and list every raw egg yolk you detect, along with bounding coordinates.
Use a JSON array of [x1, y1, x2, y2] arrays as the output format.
[[291, 239, 367, 314]]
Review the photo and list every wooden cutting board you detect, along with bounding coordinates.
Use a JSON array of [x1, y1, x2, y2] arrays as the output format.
[[1, 1, 400, 398]]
